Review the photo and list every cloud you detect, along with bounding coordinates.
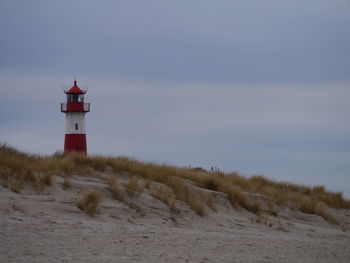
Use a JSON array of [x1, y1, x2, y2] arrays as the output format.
[[0, 1, 349, 82]]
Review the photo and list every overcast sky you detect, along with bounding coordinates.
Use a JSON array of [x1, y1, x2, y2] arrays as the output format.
[[1, 0, 349, 196]]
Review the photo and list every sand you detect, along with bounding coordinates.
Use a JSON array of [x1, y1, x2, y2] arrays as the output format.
[[1, 174, 350, 263]]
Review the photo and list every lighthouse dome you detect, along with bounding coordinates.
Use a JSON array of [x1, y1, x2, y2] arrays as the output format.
[[65, 80, 86, 94]]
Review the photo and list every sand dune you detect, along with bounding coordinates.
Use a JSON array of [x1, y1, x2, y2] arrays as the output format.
[[1, 172, 350, 263]]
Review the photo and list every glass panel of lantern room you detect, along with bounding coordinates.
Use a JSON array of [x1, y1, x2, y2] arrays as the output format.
[[73, 94, 79, 102], [67, 94, 72, 102]]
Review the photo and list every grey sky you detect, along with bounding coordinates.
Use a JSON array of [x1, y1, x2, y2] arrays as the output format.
[[0, 1, 349, 196], [1, 0, 350, 82]]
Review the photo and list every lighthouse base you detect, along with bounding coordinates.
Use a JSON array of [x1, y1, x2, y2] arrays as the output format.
[[64, 134, 87, 154]]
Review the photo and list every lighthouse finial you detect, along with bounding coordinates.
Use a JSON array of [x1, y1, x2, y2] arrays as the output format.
[[74, 76, 77, 85]]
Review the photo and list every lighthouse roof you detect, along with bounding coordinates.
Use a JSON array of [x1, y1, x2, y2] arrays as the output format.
[[65, 80, 86, 94]]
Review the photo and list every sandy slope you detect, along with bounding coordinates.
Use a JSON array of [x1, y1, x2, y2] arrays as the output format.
[[1, 174, 350, 263]]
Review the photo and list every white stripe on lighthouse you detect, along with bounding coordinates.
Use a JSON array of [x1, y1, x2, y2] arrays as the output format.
[[65, 112, 86, 134]]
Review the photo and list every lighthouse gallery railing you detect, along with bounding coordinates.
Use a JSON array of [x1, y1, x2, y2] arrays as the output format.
[[61, 103, 90, 112]]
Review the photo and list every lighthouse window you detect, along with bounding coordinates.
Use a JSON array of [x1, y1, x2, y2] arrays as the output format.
[[73, 94, 79, 102], [75, 123, 78, 130]]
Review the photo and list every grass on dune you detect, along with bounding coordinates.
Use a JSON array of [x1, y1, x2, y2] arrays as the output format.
[[77, 189, 102, 216], [125, 175, 143, 196], [107, 175, 125, 201], [1, 142, 349, 223], [150, 184, 180, 214]]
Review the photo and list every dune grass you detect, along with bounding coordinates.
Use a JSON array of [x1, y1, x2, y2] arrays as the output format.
[[151, 184, 180, 214], [62, 177, 71, 190], [1, 142, 349, 223], [125, 175, 143, 196], [77, 189, 102, 216], [107, 175, 125, 201]]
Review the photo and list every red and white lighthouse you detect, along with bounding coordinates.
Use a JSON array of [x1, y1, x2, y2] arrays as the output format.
[[61, 79, 90, 154]]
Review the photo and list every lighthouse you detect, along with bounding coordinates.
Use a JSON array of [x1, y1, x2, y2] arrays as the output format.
[[61, 79, 90, 154]]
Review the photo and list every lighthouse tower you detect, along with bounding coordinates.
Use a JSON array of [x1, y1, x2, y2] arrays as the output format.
[[61, 79, 90, 154]]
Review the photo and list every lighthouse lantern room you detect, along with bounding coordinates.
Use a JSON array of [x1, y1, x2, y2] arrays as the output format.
[[61, 79, 90, 154]]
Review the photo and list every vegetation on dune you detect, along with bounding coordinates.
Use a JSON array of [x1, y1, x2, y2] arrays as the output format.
[[107, 175, 125, 201], [150, 184, 180, 214], [62, 176, 72, 190], [77, 189, 102, 216], [0, 142, 350, 223], [125, 175, 143, 196]]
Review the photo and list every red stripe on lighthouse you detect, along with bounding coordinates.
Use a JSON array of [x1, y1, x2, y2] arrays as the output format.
[[64, 134, 87, 154]]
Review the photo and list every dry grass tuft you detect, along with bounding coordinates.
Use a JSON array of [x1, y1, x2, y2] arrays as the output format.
[[77, 189, 102, 216], [0, 143, 20, 155], [57, 157, 76, 174], [62, 177, 72, 190], [40, 173, 53, 186], [151, 184, 179, 214], [314, 203, 338, 224], [312, 185, 326, 194], [107, 175, 125, 201], [295, 195, 339, 224], [165, 177, 207, 216], [126, 176, 143, 196], [197, 173, 222, 191], [7, 170, 38, 193], [86, 155, 109, 171], [23, 169, 38, 184], [226, 186, 261, 214], [195, 173, 261, 214], [318, 192, 350, 209]]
